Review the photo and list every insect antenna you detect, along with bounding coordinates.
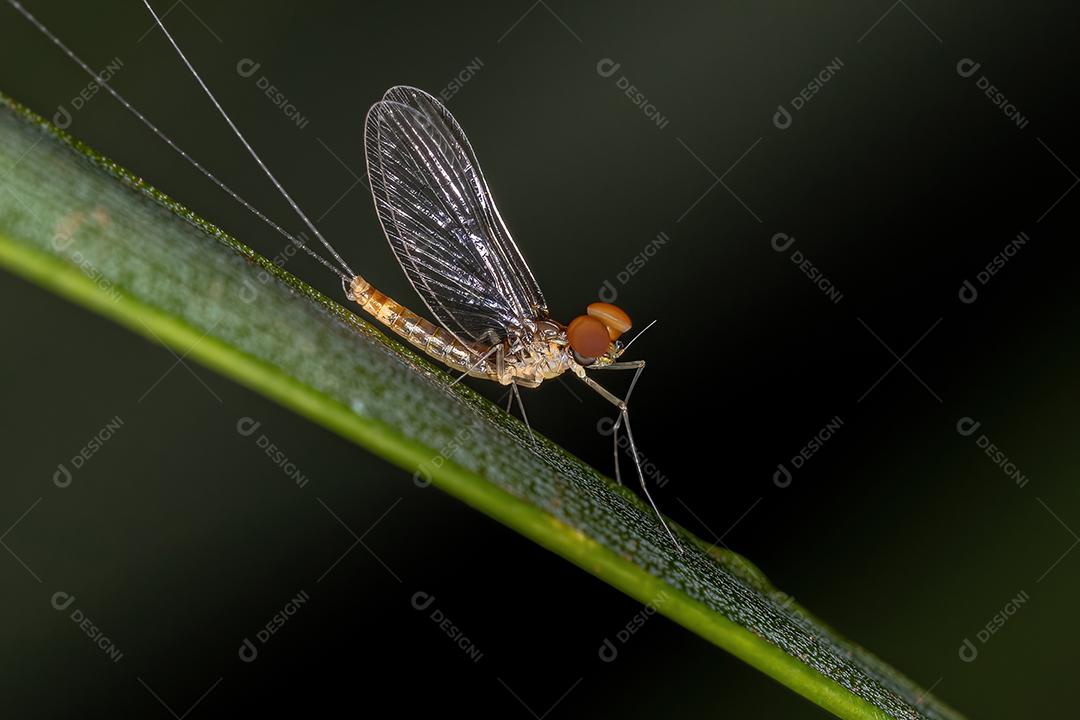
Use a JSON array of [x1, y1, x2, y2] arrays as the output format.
[[621, 319, 658, 353]]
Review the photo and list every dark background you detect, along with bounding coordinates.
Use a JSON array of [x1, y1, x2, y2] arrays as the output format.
[[2, 1, 1078, 717]]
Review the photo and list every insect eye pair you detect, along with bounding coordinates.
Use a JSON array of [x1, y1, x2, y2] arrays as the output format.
[[568, 302, 631, 361]]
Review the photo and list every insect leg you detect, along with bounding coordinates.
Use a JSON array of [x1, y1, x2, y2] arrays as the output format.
[[496, 336, 506, 379], [510, 381, 536, 446], [449, 343, 498, 387], [577, 373, 681, 553], [590, 360, 646, 400], [589, 360, 646, 486], [578, 375, 629, 482], [611, 416, 623, 486], [494, 343, 516, 415], [619, 410, 680, 553]]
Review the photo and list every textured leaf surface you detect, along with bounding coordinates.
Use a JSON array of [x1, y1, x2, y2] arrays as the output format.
[[0, 94, 964, 720]]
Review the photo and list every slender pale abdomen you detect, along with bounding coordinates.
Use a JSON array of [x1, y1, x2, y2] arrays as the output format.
[[349, 275, 483, 375], [348, 276, 579, 387]]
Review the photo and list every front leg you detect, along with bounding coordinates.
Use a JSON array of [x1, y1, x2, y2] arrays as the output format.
[[587, 360, 646, 484], [576, 367, 680, 553], [590, 359, 646, 404]]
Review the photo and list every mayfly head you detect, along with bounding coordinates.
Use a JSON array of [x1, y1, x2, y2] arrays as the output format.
[[567, 302, 632, 366]]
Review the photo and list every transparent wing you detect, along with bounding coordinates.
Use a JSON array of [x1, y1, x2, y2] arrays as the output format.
[[363, 85, 547, 344]]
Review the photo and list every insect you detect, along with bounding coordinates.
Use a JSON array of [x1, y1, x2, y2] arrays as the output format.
[[354, 88, 677, 548], [9, 0, 680, 551]]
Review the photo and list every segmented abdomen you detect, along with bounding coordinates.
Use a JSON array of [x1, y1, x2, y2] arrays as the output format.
[[349, 276, 484, 375]]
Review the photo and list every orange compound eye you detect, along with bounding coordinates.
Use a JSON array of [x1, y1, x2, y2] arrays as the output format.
[[567, 315, 611, 358], [587, 302, 632, 340]]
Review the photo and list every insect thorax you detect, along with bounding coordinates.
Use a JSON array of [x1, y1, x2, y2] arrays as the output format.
[[496, 321, 573, 386]]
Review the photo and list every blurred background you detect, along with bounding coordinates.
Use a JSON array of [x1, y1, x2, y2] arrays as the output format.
[[2, 1, 1078, 716]]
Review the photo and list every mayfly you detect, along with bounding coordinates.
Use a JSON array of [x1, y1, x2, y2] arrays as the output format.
[[9, 0, 680, 551]]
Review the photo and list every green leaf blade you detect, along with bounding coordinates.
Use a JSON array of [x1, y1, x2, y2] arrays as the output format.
[[0, 93, 963, 720]]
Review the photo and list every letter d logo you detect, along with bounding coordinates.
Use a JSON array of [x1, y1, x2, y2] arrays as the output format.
[[239, 279, 259, 304], [958, 279, 978, 304], [54, 463, 72, 488], [596, 58, 621, 78], [238, 637, 258, 662], [51, 591, 76, 611], [411, 591, 435, 611], [956, 58, 981, 78], [598, 279, 618, 303], [956, 416, 981, 437], [770, 232, 795, 253], [773, 105, 792, 130], [773, 463, 792, 488], [236, 417, 261, 437], [412, 466, 432, 489], [53, 105, 73, 130], [236, 58, 261, 78]]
